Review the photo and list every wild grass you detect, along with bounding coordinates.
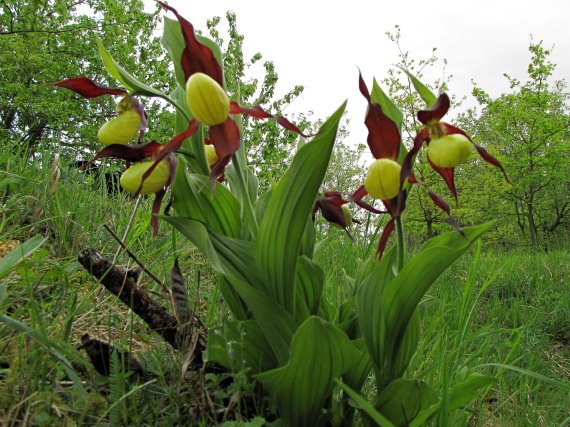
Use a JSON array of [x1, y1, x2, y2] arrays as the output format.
[[1, 146, 569, 425]]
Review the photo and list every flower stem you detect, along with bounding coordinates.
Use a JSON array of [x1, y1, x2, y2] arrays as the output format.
[[395, 215, 405, 273]]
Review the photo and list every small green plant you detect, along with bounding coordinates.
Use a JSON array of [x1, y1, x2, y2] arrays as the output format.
[[36, 3, 534, 426]]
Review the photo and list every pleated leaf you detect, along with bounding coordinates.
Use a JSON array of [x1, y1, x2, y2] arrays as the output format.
[[206, 319, 278, 374], [255, 316, 359, 427], [171, 164, 241, 239], [398, 66, 437, 107], [377, 378, 439, 426], [255, 102, 346, 313], [294, 256, 324, 323], [162, 217, 263, 291], [343, 338, 373, 391], [229, 277, 298, 367], [390, 308, 420, 379], [97, 38, 164, 98], [355, 247, 397, 373], [370, 78, 403, 133], [381, 222, 493, 364]]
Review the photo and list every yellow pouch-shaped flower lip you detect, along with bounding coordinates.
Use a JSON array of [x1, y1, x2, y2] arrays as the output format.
[[427, 134, 472, 168], [186, 73, 230, 126], [205, 144, 219, 167], [98, 109, 142, 146], [120, 160, 170, 195], [364, 158, 402, 201]]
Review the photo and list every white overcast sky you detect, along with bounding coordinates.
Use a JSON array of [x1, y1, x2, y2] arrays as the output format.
[[147, 0, 570, 146]]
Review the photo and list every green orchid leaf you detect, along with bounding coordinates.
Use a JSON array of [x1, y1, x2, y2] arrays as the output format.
[[253, 190, 272, 225], [161, 16, 188, 88], [218, 276, 248, 321], [255, 316, 359, 427], [162, 217, 264, 291], [170, 84, 197, 132], [355, 247, 397, 373], [294, 256, 324, 323], [255, 102, 346, 313], [343, 338, 373, 391], [338, 295, 357, 337], [397, 66, 437, 107], [377, 378, 439, 426], [371, 78, 404, 132], [382, 223, 493, 361], [0, 235, 46, 280], [229, 277, 297, 367], [171, 163, 241, 239], [206, 319, 278, 374], [299, 216, 316, 258], [97, 37, 163, 97], [336, 379, 396, 427], [390, 309, 420, 379]]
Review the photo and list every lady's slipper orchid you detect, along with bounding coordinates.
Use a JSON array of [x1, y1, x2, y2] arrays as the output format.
[[120, 159, 171, 195], [98, 109, 142, 146], [402, 93, 509, 202], [150, 2, 310, 187], [314, 191, 364, 243], [350, 72, 409, 256], [186, 73, 230, 126], [364, 158, 402, 201], [426, 133, 472, 168]]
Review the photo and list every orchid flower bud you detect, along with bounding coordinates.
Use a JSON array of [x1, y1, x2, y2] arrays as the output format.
[[331, 204, 353, 229], [427, 134, 472, 168], [205, 144, 219, 167], [98, 109, 142, 146], [186, 73, 230, 126], [119, 160, 170, 195], [364, 158, 402, 200]]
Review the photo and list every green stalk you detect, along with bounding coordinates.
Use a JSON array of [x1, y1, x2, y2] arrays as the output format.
[[395, 216, 405, 273]]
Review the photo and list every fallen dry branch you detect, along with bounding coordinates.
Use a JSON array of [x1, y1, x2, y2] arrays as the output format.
[[78, 248, 199, 351]]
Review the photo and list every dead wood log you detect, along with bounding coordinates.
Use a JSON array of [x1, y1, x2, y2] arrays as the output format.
[[78, 248, 189, 350]]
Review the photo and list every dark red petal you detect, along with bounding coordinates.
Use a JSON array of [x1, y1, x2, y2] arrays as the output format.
[[51, 77, 127, 98], [319, 201, 347, 228], [428, 157, 459, 204], [133, 120, 199, 197], [81, 141, 164, 170], [135, 152, 179, 197], [401, 127, 429, 187], [417, 93, 450, 124], [208, 118, 240, 182], [321, 191, 346, 206], [350, 185, 368, 203], [152, 120, 200, 164], [350, 185, 386, 214], [157, 2, 224, 86], [230, 101, 311, 138], [151, 188, 167, 236], [359, 72, 401, 160]]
